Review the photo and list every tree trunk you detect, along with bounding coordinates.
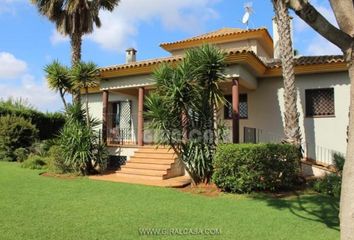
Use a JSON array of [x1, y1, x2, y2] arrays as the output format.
[[85, 86, 90, 127], [340, 57, 354, 240], [273, 0, 302, 146], [59, 89, 67, 110], [70, 31, 82, 103]]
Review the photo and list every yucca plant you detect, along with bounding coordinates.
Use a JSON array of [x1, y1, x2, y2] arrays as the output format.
[[44, 60, 72, 109], [59, 103, 107, 175], [145, 45, 226, 184], [70, 61, 99, 126]]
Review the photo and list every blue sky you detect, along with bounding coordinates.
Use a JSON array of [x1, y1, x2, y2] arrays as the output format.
[[0, 0, 341, 112]]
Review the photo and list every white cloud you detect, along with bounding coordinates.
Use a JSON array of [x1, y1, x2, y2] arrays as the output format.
[[87, 0, 219, 51], [0, 52, 27, 79], [306, 35, 342, 55], [0, 0, 24, 14], [50, 29, 69, 45], [0, 52, 63, 111], [0, 74, 63, 112]]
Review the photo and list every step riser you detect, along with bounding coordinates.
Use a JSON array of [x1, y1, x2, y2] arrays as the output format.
[[116, 172, 163, 181], [133, 153, 176, 159], [122, 163, 172, 170], [129, 159, 175, 165], [118, 168, 167, 177]]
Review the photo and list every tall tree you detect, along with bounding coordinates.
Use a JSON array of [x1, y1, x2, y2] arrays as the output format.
[[31, 0, 120, 101], [282, 1, 354, 239], [272, 0, 302, 146], [44, 60, 72, 109], [71, 61, 99, 126]]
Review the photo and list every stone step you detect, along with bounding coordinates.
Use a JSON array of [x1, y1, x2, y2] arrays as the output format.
[[129, 158, 175, 165], [133, 152, 176, 159], [115, 172, 163, 181], [118, 167, 166, 177], [91, 174, 191, 187], [137, 148, 174, 153], [122, 162, 171, 171]]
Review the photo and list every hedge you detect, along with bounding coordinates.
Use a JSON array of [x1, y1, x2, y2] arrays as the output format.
[[0, 103, 65, 140], [212, 143, 301, 193]]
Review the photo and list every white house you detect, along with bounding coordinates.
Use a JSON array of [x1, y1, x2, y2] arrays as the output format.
[[87, 25, 350, 184]]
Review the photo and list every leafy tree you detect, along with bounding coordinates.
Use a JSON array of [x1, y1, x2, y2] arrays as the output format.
[[44, 60, 72, 109], [31, 0, 120, 101], [70, 61, 99, 126], [145, 45, 226, 184], [276, 1, 354, 239]]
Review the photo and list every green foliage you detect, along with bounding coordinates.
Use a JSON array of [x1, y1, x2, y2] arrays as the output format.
[[21, 154, 48, 170], [145, 45, 226, 184], [46, 145, 70, 174], [313, 174, 341, 198], [59, 103, 108, 175], [0, 99, 65, 140], [313, 153, 345, 198], [44, 60, 72, 108], [212, 143, 301, 193], [13, 148, 29, 162], [0, 115, 38, 161]]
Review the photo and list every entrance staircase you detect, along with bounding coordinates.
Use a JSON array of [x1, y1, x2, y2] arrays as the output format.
[[90, 147, 191, 187], [119, 147, 184, 179]]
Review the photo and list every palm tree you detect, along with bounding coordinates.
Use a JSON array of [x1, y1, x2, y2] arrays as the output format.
[[70, 61, 99, 126], [31, 0, 120, 101], [44, 60, 72, 109], [272, 0, 302, 147]]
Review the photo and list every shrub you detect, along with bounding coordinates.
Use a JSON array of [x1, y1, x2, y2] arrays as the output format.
[[59, 103, 108, 175], [14, 148, 29, 162], [0, 115, 38, 161], [46, 145, 71, 173], [313, 153, 344, 198], [212, 143, 301, 193], [21, 154, 48, 170], [0, 99, 65, 140]]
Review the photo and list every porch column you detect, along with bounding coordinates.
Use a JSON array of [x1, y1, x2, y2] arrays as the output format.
[[102, 90, 109, 143], [232, 78, 240, 143], [138, 87, 145, 146]]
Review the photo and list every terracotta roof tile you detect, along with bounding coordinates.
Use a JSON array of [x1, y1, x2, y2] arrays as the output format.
[[267, 55, 345, 68], [160, 28, 267, 48], [100, 48, 259, 73]]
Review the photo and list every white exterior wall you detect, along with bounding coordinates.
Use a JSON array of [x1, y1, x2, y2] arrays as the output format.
[[221, 71, 350, 163]]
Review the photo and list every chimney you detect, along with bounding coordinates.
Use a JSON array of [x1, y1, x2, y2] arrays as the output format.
[[126, 48, 137, 63], [272, 16, 293, 59]]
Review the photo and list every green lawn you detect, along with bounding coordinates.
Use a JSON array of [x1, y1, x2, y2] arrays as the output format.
[[0, 162, 339, 240]]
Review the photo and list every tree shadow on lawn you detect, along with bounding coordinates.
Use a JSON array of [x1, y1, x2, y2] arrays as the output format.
[[252, 192, 339, 231]]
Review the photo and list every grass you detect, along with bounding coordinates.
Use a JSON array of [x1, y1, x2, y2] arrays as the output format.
[[0, 162, 339, 240]]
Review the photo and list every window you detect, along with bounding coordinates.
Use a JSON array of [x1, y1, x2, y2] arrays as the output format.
[[305, 88, 334, 117], [224, 94, 248, 119]]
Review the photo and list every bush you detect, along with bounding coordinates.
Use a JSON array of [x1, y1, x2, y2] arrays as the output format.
[[59, 103, 108, 175], [0, 115, 38, 161], [0, 99, 65, 140], [21, 154, 48, 170], [313, 153, 344, 198], [212, 143, 301, 193], [46, 145, 71, 173], [14, 148, 29, 162]]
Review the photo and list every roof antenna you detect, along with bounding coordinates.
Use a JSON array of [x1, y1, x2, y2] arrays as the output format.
[[242, 2, 253, 30]]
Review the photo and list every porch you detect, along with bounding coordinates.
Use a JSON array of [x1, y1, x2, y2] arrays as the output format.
[[100, 76, 248, 147]]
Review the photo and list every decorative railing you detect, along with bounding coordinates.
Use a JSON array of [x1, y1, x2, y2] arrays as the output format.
[[107, 128, 135, 145]]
